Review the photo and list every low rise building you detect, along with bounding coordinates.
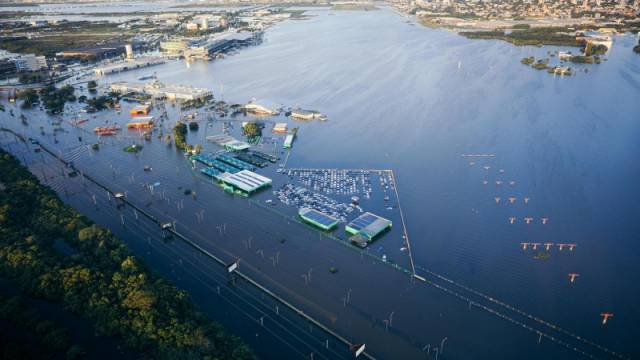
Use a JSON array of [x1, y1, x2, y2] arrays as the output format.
[[56, 46, 124, 60], [160, 39, 193, 56], [291, 108, 322, 120], [127, 116, 155, 129], [94, 57, 165, 76], [130, 104, 151, 116], [110, 80, 213, 101], [273, 123, 288, 133], [217, 170, 272, 195], [0, 59, 17, 77], [346, 212, 392, 242], [186, 22, 200, 31], [14, 55, 47, 72], [299, 208, 339, 231], [244, 99, 281, 115]]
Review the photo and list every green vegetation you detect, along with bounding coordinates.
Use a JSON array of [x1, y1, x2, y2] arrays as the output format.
[[634, 43, 640, 54], [188, 121, 199, 131], [180, 98, 209, 110], [87, 80, 98, 92], [586, 44, 608, 56], [0, 22, 133, 57], [173, 122, 188, 150], [85, 96, 114, 112], [19, 71, 47, 84], [18, 88, 39, 109], [461, 27, 581, 47], [532, 60, 549, 70], [520, 56, 535, 65], [0, 293, 82, 359], [123, 144, 142, 153], [0, 149, 254, 359], [534, 251, 551, 260], [242, 122, 262, 138], [512, 24, 531, 30], [0, 36, 109, 58], [569, 55, 595, 64], [40, 85, 76, 115]]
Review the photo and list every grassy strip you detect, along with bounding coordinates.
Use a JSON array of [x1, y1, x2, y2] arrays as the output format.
[[460, 28, 581, 47], [0, 35, 126, 57], [0, 148, 254, 360]]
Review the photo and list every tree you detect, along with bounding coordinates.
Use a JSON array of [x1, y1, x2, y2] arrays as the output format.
[[173, 122, 188, 150], [243, 122, 261, 138], [42, 328, 70, 350], [85, 96, 113, 111], [188, 122, 199, 131], [39, 85, 75, 114], [0, 149, 255, 360], [18, 89, 39, 109], [66, 345, 85, 360], [87, 80, 97, 92]]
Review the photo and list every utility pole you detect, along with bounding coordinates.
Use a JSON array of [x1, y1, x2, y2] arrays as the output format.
[[440, 337, 448, 354]]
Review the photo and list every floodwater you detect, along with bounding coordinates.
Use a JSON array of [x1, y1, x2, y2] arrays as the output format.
[[3, 5, 640, 360]]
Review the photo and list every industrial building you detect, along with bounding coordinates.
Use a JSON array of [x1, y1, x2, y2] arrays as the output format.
[[110, 80, 212, 101], [291, 109, 322, 120], [244, 100, 281, 115], [206, 134, 250, 151], [13, 55, 47, 72], [160, 39, 194, 56], [94, 57, 165, 76], [217, 154, 256, 171], [218, 170, 271, 195], [127, 116, 154, 128], [56, 46, 125, 60], [184, 31, 259, 60], [284, 134, 294, 149], [0, 59, 17, 77], [346, 212, 392, 244], [130, 104, 151, 116], [298, 208, 339, 231], [273, 123, 288, 133], [160, 31, 259, 60]]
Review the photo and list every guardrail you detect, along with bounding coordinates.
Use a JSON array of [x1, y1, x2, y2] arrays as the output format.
[[1, 126, 375, 360]]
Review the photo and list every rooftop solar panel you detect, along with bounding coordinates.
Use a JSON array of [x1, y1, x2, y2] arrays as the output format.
[[299, 208, 339, 229], [346, 212, 392, 239], [211, 160, 240, 173], [201, 167, 221, 178]]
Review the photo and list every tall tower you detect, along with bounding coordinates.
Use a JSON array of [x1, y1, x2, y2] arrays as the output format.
[[201, 17, 209, 30], [125, 44, 133, 60]]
